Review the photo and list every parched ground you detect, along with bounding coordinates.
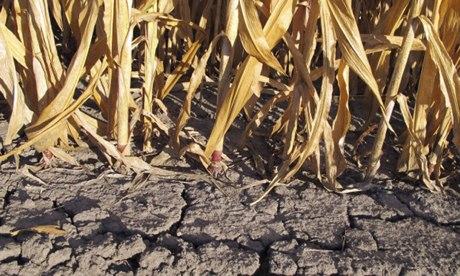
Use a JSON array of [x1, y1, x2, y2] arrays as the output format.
[[0, 146, 459, 275], [0, 88, 459, 275]]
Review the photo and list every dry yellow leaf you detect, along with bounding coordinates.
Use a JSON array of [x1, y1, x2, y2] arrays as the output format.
[[10, 225, 67, 237]]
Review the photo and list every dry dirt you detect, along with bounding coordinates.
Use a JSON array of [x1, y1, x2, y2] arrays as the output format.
[[0, 90, 459, 275], [0, 146, 459, 275]]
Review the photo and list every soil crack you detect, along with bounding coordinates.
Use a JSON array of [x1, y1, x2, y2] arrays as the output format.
[[393, 192, 460, 228], [168, 187, 190, 237]]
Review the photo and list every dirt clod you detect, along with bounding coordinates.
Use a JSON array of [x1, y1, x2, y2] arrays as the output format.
[[21, 235, 53, 264], [0, 238, 21, 262]]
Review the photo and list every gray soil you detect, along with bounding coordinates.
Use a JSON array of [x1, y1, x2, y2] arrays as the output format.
[[0, 147, 459, 275], [0, 89, 459, 275]]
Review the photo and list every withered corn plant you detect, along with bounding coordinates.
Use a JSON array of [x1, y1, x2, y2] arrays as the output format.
[[0, 0, 458, 203]]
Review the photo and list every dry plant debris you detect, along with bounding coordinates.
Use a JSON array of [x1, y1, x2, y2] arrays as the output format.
[[0, 0, 459, 202]]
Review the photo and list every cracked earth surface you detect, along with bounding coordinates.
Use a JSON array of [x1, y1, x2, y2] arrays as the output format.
[[0, 148, 459, 276]]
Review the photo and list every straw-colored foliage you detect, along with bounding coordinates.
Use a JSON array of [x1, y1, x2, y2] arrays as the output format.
[[0, 0, 458, 202]]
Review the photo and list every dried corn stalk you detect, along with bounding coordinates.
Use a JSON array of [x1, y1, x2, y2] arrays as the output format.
[[0, 0, 458, 202]]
